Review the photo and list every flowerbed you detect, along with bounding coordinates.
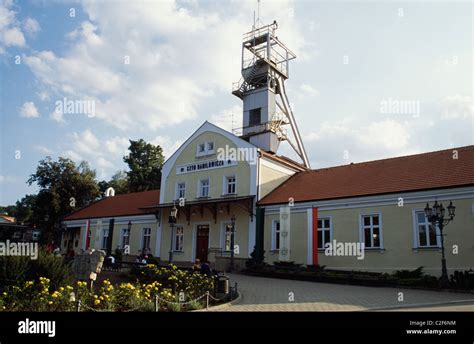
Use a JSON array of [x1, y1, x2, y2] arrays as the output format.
[[0, 264, 216, 312]]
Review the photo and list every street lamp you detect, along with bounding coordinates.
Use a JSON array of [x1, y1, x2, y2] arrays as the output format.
[[168, 204, 178, 264], [229, 214, 236, 273], [424, 200, 456, 286]]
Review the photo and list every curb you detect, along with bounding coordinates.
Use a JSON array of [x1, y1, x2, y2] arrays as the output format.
[[194, 292, 242, 312], [367, 299, 474, 311]]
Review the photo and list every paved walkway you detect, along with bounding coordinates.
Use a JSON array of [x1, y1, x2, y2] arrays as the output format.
[[213, 274, 474, 312]]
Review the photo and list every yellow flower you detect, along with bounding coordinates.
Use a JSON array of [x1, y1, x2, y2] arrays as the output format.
[[94, 299, 101, 305], [48, 301, 53, 305]]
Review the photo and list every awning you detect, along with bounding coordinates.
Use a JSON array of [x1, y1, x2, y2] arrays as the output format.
[[140, 195, 255, 224]]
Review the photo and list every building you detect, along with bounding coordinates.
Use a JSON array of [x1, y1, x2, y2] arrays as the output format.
[[0, 215, 41, 242], [258, 146, 474, 276], [60, 21, 474, 275], [62, 190, 160, 257]]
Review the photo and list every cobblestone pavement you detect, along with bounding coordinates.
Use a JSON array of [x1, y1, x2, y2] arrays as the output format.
[[214, 274, 474, 312]]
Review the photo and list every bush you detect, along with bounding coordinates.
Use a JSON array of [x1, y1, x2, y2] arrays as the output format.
[[392, 266, 425, 279], [0, 248, 72, 290], [133, 264, 215, 301]]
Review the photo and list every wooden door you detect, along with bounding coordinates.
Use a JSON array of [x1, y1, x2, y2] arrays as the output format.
[[196, 225, 209, 262]]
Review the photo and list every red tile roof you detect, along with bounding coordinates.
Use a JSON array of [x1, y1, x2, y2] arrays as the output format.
[[63, 190, 160, 220], [259, 146, 474, 205]]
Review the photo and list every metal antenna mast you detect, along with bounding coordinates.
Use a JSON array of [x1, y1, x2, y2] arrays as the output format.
[[231, 21, 310, 168]]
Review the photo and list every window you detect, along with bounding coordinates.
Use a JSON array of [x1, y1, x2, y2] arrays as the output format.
[[196, 141, 214, 156], [223, 224, 233, 251], [317, 218, 331, 249], [249, 108, 261, 126], [101, 229, 109, 250], [177, 182, 186, 199], [142, 228, 151, 251], [225, 176, 236, 195], [174, 226, 184, 252], [361, 215, 382, 249], [121, 228, 130, 249], [272, 221, 281, 250], [415, 211, 439, 247], [207, 141, 214, 152], [199, 179, 210, 197]]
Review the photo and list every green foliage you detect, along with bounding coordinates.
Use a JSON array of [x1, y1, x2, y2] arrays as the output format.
[[134, 264, 215, 300], [0, 249, 73, 290], [14, 194, 36, 225], [98, 170, 130, 196], [27, 157, 100, 241], [123, 139, 164, 192], [0, 272, 208, 312], [392, 266, 425, 279]]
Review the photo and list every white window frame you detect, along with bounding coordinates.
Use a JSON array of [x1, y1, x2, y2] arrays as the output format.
[[223, 175, 236, 195], [359, 213, 383, 250], [196, 143, 206, 156], [121, 228, 130, 249], [317, 216, 332, 250], [196, 141, 215, 157], [412, 209, 440, 248], [271, 220, 281, 251], [101, 228, 109, 250], [198, 178, 210, 198], [176, 182, 186, 199], [141, 227, 151, 251], [173, 225, 184, 252], [206, 141, 214, 153]]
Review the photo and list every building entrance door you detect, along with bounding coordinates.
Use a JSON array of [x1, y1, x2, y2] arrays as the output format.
[[196, 225, 209, 262]]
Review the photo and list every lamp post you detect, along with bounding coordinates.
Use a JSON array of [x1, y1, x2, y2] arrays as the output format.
[[168, 204, 178, 264], [424, 200, 456, 286], [229, 214, 236, 273]]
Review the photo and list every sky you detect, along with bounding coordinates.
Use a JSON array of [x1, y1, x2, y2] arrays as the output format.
[[0, 0, 472, 206]]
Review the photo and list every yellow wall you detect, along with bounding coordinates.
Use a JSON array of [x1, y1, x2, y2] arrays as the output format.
[[163, 131, 253, 203], [259, 160, 293, 199], [263, 198, 474, 276]]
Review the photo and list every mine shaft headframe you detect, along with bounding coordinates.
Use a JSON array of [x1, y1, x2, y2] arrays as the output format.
[[241, 20, 297, 80]]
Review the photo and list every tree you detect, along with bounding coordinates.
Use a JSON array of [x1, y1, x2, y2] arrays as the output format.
[[14, 194, 37, 225], [98, 170, 130, 196], [123, 139, 164, 192], [27, 157, 100, 242]]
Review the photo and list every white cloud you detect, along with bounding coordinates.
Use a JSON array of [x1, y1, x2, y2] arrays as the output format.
[[19, 101, 39, 118], [210, 105, 242, 132], [151, 135, 183, 160], [299, 83, 320, 98], [23, 17, 40, 35], [64, 129, 130, 180], [305, 118, 416, 167], [23, 0, 308, 131], [2, 27, 24, 46], [49, 110, 65, 123], [441, 95, 473, 120], [0, 175, 16, 183], [0, 1, 28, 51], [33, 145, 54, 155]]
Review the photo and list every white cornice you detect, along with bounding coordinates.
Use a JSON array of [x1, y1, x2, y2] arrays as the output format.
[[262, 186, 474, 214]]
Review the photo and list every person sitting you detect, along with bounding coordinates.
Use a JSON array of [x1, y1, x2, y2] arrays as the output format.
[[200, 261, 212, 277], [192, 259, 201, 272]]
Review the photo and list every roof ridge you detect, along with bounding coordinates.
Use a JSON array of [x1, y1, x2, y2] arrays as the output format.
[[311, 145, 473, 172]]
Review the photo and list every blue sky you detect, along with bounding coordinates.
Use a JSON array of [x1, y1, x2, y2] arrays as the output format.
[[0, 0, 472, 206]]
